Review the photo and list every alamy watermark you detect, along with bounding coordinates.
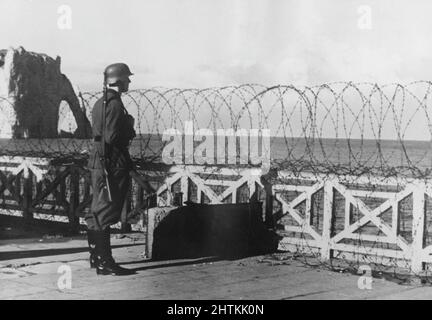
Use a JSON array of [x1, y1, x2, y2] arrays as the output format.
[[57, 4, 72, 30], [57, 264, 72, 290], [357, 5, 372, 30], [162, 121, 271, 174], [357, 265, 373, 290]]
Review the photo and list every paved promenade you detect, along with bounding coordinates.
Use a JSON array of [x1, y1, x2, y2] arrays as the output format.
[[2, 233, 432, 300]]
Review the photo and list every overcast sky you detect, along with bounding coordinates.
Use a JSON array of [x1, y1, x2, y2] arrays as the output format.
[[1, 0, 432, 91]]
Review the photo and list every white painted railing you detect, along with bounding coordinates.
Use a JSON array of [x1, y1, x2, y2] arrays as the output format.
[[152, 165, 265, 206], [274, 170, 431, 273], [1, 157, 432, 273]]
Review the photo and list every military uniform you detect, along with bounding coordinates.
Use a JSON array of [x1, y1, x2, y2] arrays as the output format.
[[86, 88, 136, 231], [85, 63, 136, 276]]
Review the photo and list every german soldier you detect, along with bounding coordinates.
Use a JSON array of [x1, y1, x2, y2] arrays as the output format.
[[86, 63, 136, 275]]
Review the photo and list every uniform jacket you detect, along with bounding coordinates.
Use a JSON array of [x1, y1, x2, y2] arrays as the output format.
[[87, 89, 136, 170]]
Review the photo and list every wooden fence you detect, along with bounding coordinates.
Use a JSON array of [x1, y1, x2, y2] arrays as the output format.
[[0, 156, 269, 231], [1, 156, 432, 273], [272, 171, 432, 273]]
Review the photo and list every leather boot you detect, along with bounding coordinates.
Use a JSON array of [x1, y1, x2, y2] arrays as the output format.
[[87, 230, 97, 268], [95, 229, 135, 276]]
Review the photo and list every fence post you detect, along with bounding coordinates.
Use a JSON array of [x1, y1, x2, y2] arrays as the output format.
[[180, 175, 189, 204], [22, 171, 33, 224], [264, 179, 274, 228], [121, 176, 132, 233], [321, 180, 334, 261], [68, 166, 80, 233], [137, 183, 144, 210], [411, 182, 425, 273], [248, 177, 256, 201], [166, 184, 173, 206]]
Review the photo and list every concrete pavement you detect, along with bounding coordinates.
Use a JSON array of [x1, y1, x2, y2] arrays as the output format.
[[2, 233, 432, 299]]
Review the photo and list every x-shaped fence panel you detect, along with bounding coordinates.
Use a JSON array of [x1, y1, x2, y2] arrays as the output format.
[[274, 171, 430, 272], [153, 165, 265, 206], [3, 157, 432, 273]]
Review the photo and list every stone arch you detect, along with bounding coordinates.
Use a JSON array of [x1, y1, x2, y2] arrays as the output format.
[[0, 47, 92, 139], [59, 74, 92, 139]]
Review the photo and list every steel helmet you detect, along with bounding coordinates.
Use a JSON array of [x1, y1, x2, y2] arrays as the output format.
[[104, 63, 133, 85]]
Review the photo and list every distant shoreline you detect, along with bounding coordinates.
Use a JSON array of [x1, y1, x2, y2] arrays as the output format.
[[0, 135, 431, 143]]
